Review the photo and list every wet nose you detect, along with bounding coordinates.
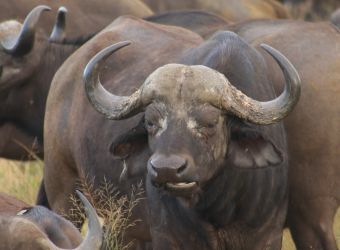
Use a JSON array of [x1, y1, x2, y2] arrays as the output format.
[[148, 154, 188, 183]]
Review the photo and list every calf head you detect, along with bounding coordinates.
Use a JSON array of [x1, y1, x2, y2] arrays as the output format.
[[84, 40, 300, 198]]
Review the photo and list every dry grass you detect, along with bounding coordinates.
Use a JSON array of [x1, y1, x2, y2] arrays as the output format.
[[0, 158, 43, 205], [69, 177, 144, 250], [0, 158, 339, 249]]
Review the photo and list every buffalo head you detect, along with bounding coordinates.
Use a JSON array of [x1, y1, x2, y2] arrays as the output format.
[[84, 41, 300, 198], [0, 5, 66, 91]]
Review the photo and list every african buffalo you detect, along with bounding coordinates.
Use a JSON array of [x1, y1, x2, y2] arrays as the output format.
[[43, 15, 302, 249], [0, 191, 102, 250], [227, 19, 340, 250], [0, 2, 153, 161], [141, 0, 289, 21], [0, 0, 153, 36]]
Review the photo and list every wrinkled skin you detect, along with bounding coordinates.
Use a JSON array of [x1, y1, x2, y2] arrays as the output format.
[[141, 0, 289, 21], [44, 16, 294, 249], [229, 19, 340, 250], [0, 193, 82, 248], [0, 1, 153, 160]]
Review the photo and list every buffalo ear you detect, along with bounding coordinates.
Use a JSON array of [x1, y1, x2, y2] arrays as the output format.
[[227, 122, 283, 168], [110, 119, 147, 160]]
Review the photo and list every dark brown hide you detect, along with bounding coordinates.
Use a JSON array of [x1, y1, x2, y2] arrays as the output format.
[[0, 1, 153, 160], [44, 16, 293, 249], [145, 10, 230, 39], [141, 0, 289, 21], [229, 19, 340, 250]]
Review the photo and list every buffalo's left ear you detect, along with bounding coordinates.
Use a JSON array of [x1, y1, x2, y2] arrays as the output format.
[[110, 118, 147, 160], [227, 122, 283, 168]]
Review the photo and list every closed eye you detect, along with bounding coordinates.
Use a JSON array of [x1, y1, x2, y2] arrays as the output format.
[[145, 119, 160, 135]]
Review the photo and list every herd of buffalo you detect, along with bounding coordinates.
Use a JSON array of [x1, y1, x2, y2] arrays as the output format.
[[0, 0, 339, 249]]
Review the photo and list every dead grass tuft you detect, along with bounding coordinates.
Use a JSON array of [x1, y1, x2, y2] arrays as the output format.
[[69, 176, 144, 250]]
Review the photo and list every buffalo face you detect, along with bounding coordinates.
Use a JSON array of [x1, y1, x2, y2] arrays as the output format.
[[145, 101, 228, 195]]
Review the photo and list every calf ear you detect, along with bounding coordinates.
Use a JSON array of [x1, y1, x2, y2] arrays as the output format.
[[110, 118, 147, 160], [227, 121, 283, 168]]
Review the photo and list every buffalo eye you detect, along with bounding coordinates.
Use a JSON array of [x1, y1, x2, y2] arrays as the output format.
[[145, 120, 159, 135], [195, 121, 217, 137]]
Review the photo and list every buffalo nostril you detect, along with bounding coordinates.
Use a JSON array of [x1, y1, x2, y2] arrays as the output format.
[[177, 160, 187, 175]]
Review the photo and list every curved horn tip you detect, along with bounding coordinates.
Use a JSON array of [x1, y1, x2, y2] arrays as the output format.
[[30, 5, 52, 13], [75, 190, 92, 210], [58, 6, 68, 13], [260, 43, 301, 83], [259, 43, 285, 59], [75, 190, 103, 250], [34, 5, 51, 11], [260, 43, 279, 56], [83, 40, 143, 121], [48, 6, 68, 43], [76, 190, 100, 227], [83, 40, 131, 81]]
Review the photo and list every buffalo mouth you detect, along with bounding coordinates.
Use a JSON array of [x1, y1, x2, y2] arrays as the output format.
[[159, 181, 199, 197], [165, 182, 197, 191]]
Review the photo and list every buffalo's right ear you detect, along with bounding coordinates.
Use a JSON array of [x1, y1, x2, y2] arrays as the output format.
[[110, 118, 147, 160]]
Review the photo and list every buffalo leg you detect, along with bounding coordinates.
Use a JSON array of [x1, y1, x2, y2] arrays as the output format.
[[43, 157, 84, 228], [288, 196, 338, 250], [36, 179, 50, 208]]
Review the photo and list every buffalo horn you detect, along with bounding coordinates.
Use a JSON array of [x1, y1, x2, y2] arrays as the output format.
[[220, 43, 301, 124], [72, 190, 102, 250], [83, 41, 144, 119], [0, 5, 50, 56], [49, 7, 67, 43], [84, 42, 300, 124], [40, 191, 102, 250]]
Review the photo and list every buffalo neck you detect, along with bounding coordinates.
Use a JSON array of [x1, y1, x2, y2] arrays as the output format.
[[195, 159, 288, 228]]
